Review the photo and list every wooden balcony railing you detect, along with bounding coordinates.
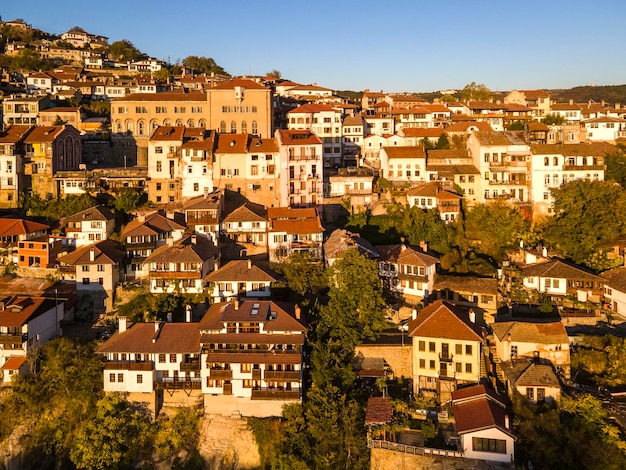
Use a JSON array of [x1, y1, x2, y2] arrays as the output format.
[[264, 370, 301, 381], [104, 361, 154, 371], [209, 368, 232, 379], [155, 377, 202, 390], [251, 388, 300, 400]]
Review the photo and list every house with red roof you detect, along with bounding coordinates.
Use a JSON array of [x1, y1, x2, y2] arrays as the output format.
[[0, 295, 64, 384], [406, 182, 462, 223], [267, 207, 324, 263], [62, 205, 116, 248], [451, 384, 515, 464], [0, 218, 49, 264], [183, 190, 223, 243], [407, 300, 484, 401], [221, 202, 268, 257], [205, 259, 279, 302], [0, 125, 33, 208]]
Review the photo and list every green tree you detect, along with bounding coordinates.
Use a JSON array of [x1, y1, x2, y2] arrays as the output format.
[[70, 394, 152, 470], [507, 120, 525, 130], [182, 55, 228, 76], [266, 69, 282, 79], [113, 188, 144, 214], [542, 114, 566, 125], [108, 39, 144, 62], [420, 137, 436, 150], [52, 115, 67, 126], [543, 180, 626, 264], [277, 251, 327, 298], [605, 149, 626, 187], [153, 67, 172, 83], [11, 48, 42, 70], [153, 407, 200, 464], [435, 133, 451, 149], [460, 82, 492, 101]]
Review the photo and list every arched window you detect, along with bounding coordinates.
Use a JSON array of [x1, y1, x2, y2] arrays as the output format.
[[150, 119, 158, 131], [116, 120, 122, 132], [230, 121, 237, 133], [138, 120, 145, 135], [175, 119, 183, 126], [544, 157, 549, 166], [125, 120, 134, 133], [544, 174, 550, 185], [187, 119, 195, 128], [163, 119, 171, 126], [251, 120, 258, 135], [553, 174, 559, 185], [553, 157, 558, 166], [199, 119, 207, 129], [220, 121, 226, 133], [241, 121, 247, 134]]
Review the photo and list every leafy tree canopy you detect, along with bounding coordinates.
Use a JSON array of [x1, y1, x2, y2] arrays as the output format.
[[182, 55, 228, 76], [108, 39, 145, 63], [460, 81, 492, 101], [543, 180, 626, 265], [542, 113, 566, 125], [605, 148, 626, 187], [266, 69, 282, 79]]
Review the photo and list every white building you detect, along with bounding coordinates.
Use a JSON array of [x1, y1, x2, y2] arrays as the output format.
[[62, 205, 116, 248]]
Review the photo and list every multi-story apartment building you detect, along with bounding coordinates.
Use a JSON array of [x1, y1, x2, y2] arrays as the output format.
[[212, 134, 281, 208], [62, 205, 116, 248], [276, 129, 323, 208], [180, 130, 216, 200], [183, 191, 223, 243], [582, 116, 626, 143], [529, 142, 611, 214], [205, 259, 279, 303], [199, 299, 307, 417], [504, 89, 551, 117], [23, 125, 83, 199], [408, 300, 484, 402], [0, 125, 32, 208], [2, 95, 51, 126], [379, 146, 427, 184], [287, 104, 343, 168], [548, 102, 582, 123], [467, 131, 531, 204], [147, 126, 187, 205], [267, 207, 324, 262]]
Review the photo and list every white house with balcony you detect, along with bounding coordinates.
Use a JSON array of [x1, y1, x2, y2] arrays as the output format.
[[582, 116, 626, 143], [62, 205, 115, 248], [205, 259, 279, 303], [267, 207, 324, 262]]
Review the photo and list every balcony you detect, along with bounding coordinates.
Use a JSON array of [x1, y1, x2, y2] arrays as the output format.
[[438, 354, 453, 363], [0, 333, 27, 346], [179, 360, 201, 372], [104, 361, 154, 371], [252, 369, 262, 380], [251, 388, 300, 400], [264, 370, 301, 381], [155, 377, 202, 390], [289, 154, 320, 162], [488, 179, 528, 186], [209, 368, 232, 379], [438, 370, 456, 380], [149, 270, 202, 279], [562, 164, 605, 171]]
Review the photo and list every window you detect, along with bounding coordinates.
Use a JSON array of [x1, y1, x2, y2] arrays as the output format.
[[137, 374, 143, 384], [455, 344, 462, 355], [526, 387, 534, 400], [429, 360, 435, 369], [97, 264, 104, 272], [241, 363, 251, 373], [82, 278, 90, 285], [158, 353, 166, 363], [465, 363, 472, 373], [82, 265, 89, 272], [109, 373, 116, 382], [465, 344, 472, 355], [456, 363, 462, 373], [251, 165, 258, 175], [429, 342, 435, 352], [117, 373, 124, 382], [418, 340, 425, 351], [553, 279, 560, 288], [537, 388, 545, 401], [419, 359, 425, 369], [480, 295, 493, 304], [169, 353, 177, 363], [230, 121, 237, 133], [511, 345, 518, 358], [472, 437, 506, 454], [156, 161, 162, 172]]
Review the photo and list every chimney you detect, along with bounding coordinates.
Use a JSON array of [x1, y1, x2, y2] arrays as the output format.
[[295, 304, 301, 320], [247, 259, 252, 270], [89, 248, 95, 262], [191, 234, 197, 245], [234, 299, 239, 310], [419, 240, 428, 252], [119, 316, 127, 333], [167, 312, 172, 322], [504, 415, 510, 429], [154, 320, 160, 332], [468, 308, 476, 323], [185, 304, 192, 322], [542, 246, 548, 258], [412, 309, 417, 321], [569, 99, 574, 105]]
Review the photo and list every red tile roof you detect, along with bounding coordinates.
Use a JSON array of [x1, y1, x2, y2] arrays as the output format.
[[0, 296, 56, 327], [276, 129, 322, 145], [212, 78, 267, 90], [98, 322, 201, 354], [407, 300, 482, 341], [1, 356, 27, 370], [0, 219, 49, 237], [205, 260, 278, 283], [57, 239, 125, 266], [0, 125, 33, 143], [199, 300, 306, 332], [365, 397, 393, 425], [150, 126, 186, 141], [113, 92, 207, 102], [453, 395, 512, 436]]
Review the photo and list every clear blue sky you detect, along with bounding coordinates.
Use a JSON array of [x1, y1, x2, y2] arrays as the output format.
[[3, 0, 626, 93]]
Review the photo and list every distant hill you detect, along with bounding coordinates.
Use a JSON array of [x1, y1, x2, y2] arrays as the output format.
[[549, 85, 626, 105]]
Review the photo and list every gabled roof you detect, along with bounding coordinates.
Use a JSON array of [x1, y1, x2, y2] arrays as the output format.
[[215, 133, 249, 153], [183, 191, 222, 211], [146, 235, 216, 264], [64, 205, 115, 223], [23, 126, 66, 143], [500, 358, 561, 388], [527, 122, 550, 132], [199, 300, 306, 332], [324, 229, 379, 261], [602, 266, 626, 292], [405, 182, 461, 201], [288, 103, 335, 114], [520, 259, 603, 281], [98, 322, 201, 354], [400, 128, 445, 138], [530, 142, 616, 156], [150, 126, 185, 141], [212, 78, 267, 90], [57, 239, 125, 266], [407, 300, 482, 341], [0, 295, 56, 327], [276, 129, 322, 145], [550, 103, 581, 111], [445, 121, 493, 133], [0, 125, 33, 144], [375, 244, 439, 267], [473, 131, 511, 146], [249, 137, 279, 153], [205, 260, 278, 283], [491, 321, 568, 344], [0, 218, 49, 237], [382, 146, 426, 159], [1, 356, 27, 371], [268, 207, 318, 220], [122, 212, 185, 238], [223, 203, 267, 223], [452, 386, 514, 437], [433, 275, 498, 295]]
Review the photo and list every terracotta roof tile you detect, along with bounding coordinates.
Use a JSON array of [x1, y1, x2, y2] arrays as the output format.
[[491, 321, 568, 344], [98, 322, 201, 354], [276, 129, 322, 145], [407, 300, 482, 341], [205, 260, 278, 283], [223, 203, 267, 223], [530, 142, 616, 156], [57, 239, 125, 266], [365, 397, 393, 425], [63, 205, 114, 223], [520, 259, 603, 281], [0, 218, 49, 236], [199, 300, 306, 332], [382, 146, 426, 159], [212, 78, 267, 90], [145, 235, 217, 264]]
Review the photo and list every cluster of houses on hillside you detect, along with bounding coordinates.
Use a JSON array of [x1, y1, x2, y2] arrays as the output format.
[[3, 20, 626, 466]]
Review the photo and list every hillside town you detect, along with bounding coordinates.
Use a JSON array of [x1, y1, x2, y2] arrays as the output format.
[[1, 17, 626, 470]]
